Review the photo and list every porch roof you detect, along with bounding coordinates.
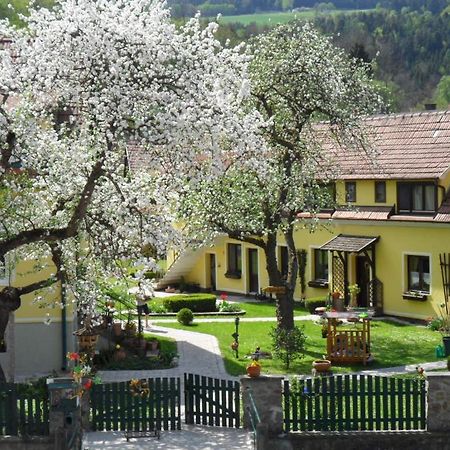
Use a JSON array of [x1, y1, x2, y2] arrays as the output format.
[[320, 234, 379, 253]]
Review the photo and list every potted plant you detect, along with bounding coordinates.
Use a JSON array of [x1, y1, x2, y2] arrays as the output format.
[[148, 338, 159, 351], [124, 321, 137, 336], [437, 302, 450, 356], [331, 291, 344, 312], [312, 358, 332, 373], [112, 322, 123, 336], [246, 360, 261, 378], [114, 344, 126, 361], [348, 284, 360, 308]]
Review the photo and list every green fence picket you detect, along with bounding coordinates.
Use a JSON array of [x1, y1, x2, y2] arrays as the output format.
[[282, 374, 427, 434]]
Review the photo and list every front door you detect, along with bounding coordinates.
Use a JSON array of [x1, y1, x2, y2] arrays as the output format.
[[248, 248, 259, 294], [356, 255, 371, 307], [209, 254, 216, 291]]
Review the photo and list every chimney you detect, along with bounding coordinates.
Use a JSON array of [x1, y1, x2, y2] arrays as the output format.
[[424, 103, 437, 111]]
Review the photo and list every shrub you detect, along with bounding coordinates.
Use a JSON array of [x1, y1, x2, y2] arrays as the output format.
[[147, 300, 168, 314], [427, 317, 445, 331], [305, 298, 327, 314], [270, 325, 307, 369], [177, 308, 194, 325], [218, 300, 241, 313], [163, 294, 216, 312]]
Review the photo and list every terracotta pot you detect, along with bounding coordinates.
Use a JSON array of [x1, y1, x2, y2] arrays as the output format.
[[112, 322, 123, 336], [114, 348, 126, 361], [246, 365, 261, 378], [312, 360, 331, 373]]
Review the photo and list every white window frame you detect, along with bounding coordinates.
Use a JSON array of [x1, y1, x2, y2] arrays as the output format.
[[402, 251, 432, 295], [309, 245, 330, 284]]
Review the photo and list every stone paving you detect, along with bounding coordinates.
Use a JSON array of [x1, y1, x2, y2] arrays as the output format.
[[98, 324, 236, 383], [83, 425, 254, 450]]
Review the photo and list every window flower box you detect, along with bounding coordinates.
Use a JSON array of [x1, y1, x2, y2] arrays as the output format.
[[308, 280, 329, 288], [225, 271, 241, 279], [402, 291, 428, 301]]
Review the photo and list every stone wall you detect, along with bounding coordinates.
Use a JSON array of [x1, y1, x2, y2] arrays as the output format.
[[0, 437, 53, 450], [241, 376, 284, 436], [269, 431, 450, 450], [426, 372, 450, 432]]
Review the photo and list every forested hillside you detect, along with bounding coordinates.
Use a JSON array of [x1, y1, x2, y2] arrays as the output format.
[[167, 0, 448, 18], [213, 7, 450, 111]]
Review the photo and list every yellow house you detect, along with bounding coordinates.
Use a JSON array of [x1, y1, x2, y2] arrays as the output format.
[[0, 258, 75, 380], [159, 110, 450, 321]]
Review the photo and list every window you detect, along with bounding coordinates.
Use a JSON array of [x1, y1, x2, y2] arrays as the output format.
[[345, 182, 356, 202], [375, 181, 386, 203], [314, 249, 329, 281], [226, 243, 242, 278], [397, 183, 436, 213], [279, 246, 288, 280], [407, 255, 430, 293]]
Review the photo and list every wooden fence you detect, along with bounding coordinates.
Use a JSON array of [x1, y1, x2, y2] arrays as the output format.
[[0, 383, 49, 436], [283, 375, 426, 432], [184, 373, 241, 428], [91, 378, 181, 432]]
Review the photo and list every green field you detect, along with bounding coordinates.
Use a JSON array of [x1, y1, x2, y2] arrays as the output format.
[[216, 9, 372, 26]]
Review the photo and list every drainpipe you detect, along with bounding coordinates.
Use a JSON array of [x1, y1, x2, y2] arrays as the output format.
[[61, 276, 67, 371]]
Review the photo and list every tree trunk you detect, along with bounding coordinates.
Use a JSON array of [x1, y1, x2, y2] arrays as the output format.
[[264, 232, 297, 330], [0, 287, 21, 350]]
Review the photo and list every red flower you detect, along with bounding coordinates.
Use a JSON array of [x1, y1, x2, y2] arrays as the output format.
[[83, 379, 93, 390], [220, 293, 228, 301], [67, 352, 80, 361]]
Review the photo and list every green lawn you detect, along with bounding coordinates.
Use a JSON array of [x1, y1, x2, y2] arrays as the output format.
[[215, 9, 373, 26], [161, 319, 442, 376]]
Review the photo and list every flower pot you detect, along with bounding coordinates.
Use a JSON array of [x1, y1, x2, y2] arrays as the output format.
[[114, 348, 126, 361], [149, 340, 158, 351], [246, 365, 261, 378], [112, 322, 122, 336], [77, 334, 98, 351], [312, 360, 331, 373], [443, 336, 450, 357], [333, 298, 345, 312]]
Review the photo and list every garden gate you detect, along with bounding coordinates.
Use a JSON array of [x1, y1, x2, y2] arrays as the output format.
[[283, 374, 426, 432], [90, 377, 181, 432], [184, 373, 241, 428]]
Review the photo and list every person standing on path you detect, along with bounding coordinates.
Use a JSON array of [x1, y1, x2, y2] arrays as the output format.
[[136, 280, 153, 328]]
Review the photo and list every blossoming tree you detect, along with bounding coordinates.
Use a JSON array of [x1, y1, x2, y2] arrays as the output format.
[[0, 0, 261, 378], [180, 22, 382, 330]]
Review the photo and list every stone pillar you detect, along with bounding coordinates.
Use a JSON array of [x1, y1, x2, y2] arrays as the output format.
[[241, 376, 284, 436], [427, 372, 450, 431], [47, 377, 82, 450]]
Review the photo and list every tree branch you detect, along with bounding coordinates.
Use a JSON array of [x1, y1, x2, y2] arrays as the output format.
[[0, 152, 106, 258]]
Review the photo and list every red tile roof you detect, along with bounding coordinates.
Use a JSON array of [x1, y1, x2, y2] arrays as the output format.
[[325, 110, 450, 180]]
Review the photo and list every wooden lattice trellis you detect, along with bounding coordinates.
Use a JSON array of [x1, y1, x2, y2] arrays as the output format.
[[332, 254, 345, 294]]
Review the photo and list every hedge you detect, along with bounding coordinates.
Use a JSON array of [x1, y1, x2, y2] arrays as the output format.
[[162, 294, 217, 313], [304, 297, 328, 314]]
